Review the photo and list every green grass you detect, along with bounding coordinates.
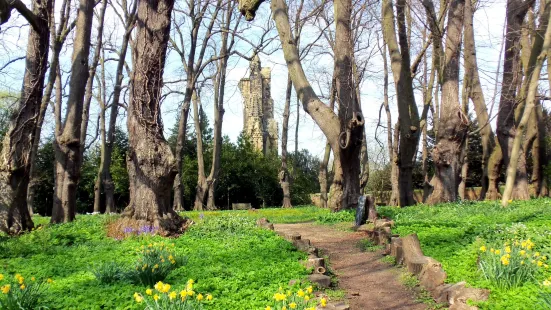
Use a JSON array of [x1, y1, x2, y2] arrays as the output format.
[[379, 198, 551, 310], [0, 211, 314, 309], [357, 239, 384, 252], [181, 205, 329, 224]]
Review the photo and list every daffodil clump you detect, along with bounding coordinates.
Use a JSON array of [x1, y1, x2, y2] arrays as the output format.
[[0, 273, 52, 310], [264, 285, 324, 310], [133, 279, 213, 310], [478, 239, 546, 289], [130, 242, 185, 286]]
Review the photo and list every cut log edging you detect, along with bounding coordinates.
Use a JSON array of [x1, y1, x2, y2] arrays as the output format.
[[357, 217, 489, 310]]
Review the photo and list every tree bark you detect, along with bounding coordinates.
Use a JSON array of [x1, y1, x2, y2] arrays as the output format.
[[280, 75, 293, 208], [0, 0, 51, 234], [463, 0, 501, 200], [497, 0, 535, 201], [121, 0, 186, 234], [382, 0, 420, 206], [502, 10, 551, 206], [426, 0, 467, 204], [51, 0, 95, 223]]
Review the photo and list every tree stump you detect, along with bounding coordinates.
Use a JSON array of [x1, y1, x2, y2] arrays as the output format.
[[367, 195, 377, 222], [390, 237, 404, 265], [402, 234, 428, 275]]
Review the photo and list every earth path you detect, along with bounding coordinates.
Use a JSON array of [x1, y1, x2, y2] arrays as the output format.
[[274, 223, 426, 310]]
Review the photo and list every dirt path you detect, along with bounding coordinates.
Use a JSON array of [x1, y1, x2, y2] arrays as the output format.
[[275, 223, 426, 310]]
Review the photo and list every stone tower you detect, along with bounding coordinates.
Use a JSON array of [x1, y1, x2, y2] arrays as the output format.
[[238, 55, 278, 155]]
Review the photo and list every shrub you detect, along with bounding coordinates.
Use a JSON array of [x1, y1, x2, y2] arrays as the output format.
[[0, 273, 50, 310], [128, 242, 185, 286], [478, 239, 545, 289], [133, 280, 213, 310], [265, 285, 318, 310], [92, 262, 126, 284]]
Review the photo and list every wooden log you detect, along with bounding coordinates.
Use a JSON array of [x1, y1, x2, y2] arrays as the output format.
[[402, 234, 428, 275], [419, 257, 447, 291], [314, 266, 326, 274], [390, 237, 404, 265], [306, 257, 325, 269], [286, 232, 301, 241], [377, 228, 391, 245], [293, 239, 311, 251]]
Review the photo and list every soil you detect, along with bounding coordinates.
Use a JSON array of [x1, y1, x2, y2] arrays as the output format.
[[274, 223, 427, 310]]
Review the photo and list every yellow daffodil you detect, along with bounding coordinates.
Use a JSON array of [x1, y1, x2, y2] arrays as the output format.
[[153, 294, 159, 301], [307, 286, 313, 294], [321, 297, 328, 307], [521, 260, 525, 265], [508, 199, 512, 203], [187, 290, 194, 296], [544, 280, 551, 287], [162, 283, 171, 293], [197, 293, 204, 301], [490, 248, 495, 253], [206, 294, 213, 301], [495, 249, 501, 255], [0, 274, 3, 281], [287, 290, 292, 296], [20, 284, 25, 290], [538, 261, 544, 267], [305, 295, 310, 301], [273, 292, 286, 301], [169, 291, 177, 300], [297, 289, 305, 297], [146, 289, 153, 295], [480, 245, 486, 252], [1, 285, 10, 294], [265, 307, 272, 310], [520, 250, 526, 256], [155, 281, 163, 291], [134, 292, 143, 303], [290, 302, 297, 309], [47, 278, 53, 284], [282, 306, 287, 310], [505, 246, 511, 254]]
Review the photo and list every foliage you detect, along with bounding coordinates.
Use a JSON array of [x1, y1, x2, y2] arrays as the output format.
[[478, 239, 544, 289], [288, 150, 321, 205], [128, 243, 185, 287], [265, 285, 317, 310], [379, 198, 551, 309], [315, 210, 355, 224], [0, 273, 50, 310], [92, 262, 126, 284], [133, 280, 213, 310], [0, 213, 310, 309], [181, 206, 329, 224]]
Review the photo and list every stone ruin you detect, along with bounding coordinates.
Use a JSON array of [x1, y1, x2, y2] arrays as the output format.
[[238, 54, 278, 155]]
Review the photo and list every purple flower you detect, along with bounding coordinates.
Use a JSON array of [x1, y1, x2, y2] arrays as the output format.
[[123, 227, 134, 234], [199, 213, 205, 220], [137, 225, 158, 235]]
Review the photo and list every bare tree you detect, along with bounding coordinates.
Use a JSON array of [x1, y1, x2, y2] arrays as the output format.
[[51, 0, 96, 223], [0, 0, 52, 233], [496, 0, 535, 201], [426, 0, 468, 204], [280, 75, 293, 208], [120, 0, 188, 234], [239, 0, 365, 211], [503, 6, 551, 206]]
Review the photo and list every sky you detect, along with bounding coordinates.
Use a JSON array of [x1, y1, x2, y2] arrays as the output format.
[[0, 0, 509, 162]]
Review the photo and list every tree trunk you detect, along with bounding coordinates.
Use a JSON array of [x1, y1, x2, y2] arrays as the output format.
[[103, 15, 134, 214], [280, 75, 293, 208], [463, 0, 501, 200], [193, 91, 208, 211], [502, 11, 551, 206], [427, 0, 467, 204], [0, 0, 51, 234], [389, 122, 400, 206], [533, 101, 548, 196], [497, 0, 535, 201], [382, 0, 420, 206], [89, 0, 108, 213], [121, 0, 186, 234], [295, 92, 299, 154], [319, 74, 337, 209], [51, 0, 95, 223]]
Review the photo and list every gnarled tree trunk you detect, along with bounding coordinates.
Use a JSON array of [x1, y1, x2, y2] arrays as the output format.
[[0, 0, 51, 233], [121, 0, 186, 233], [426, 0, 467, 204], [280, 76, 293, 208]]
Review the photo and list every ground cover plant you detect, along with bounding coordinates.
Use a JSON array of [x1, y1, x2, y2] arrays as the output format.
[[0, 209, 322, 309], [379, 198, 551, 309]]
